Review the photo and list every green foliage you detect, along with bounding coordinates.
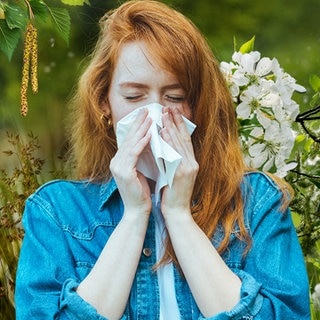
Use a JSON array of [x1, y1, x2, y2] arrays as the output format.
[[286, 85, 320, 319], [308, 241, 320, 319], [45, 6, 71, 44], [0, 132, 44, 318], [0, 0, 86, 60], [237, 35, 255, 54], [0, 19, 22, 61], [310, 75, 320, 93], [61, 0, 89, 5], [0, 132, 68, 318], [289, 88, 320, 249]]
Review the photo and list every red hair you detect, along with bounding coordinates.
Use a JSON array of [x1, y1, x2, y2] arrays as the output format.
[[68, 0, 251, 266]]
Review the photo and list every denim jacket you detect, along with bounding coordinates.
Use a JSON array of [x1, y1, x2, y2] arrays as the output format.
[[15, 171, 310, 319]]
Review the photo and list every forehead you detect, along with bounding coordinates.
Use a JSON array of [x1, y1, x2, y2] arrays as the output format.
[[116, 42, 154, 73], [112, 41, 178, 84]]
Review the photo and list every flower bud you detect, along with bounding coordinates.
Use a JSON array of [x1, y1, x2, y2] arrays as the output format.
[[0, 8, 5, 19]]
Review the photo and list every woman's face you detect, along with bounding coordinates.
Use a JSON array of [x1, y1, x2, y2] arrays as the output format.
[[106, 41, 192, 129]]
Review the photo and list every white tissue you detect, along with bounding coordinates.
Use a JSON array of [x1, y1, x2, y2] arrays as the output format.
[[116, 103, 196, 198]]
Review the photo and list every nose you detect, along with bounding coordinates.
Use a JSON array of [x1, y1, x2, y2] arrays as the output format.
[[148, 93, 163, 106]]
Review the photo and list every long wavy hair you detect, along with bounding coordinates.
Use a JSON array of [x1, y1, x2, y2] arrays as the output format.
[[68, 0, 251, 265]]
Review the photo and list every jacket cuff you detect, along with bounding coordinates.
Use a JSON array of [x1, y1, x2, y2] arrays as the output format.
[[202, 270, 263, 320], [60, 278, 108, 320]]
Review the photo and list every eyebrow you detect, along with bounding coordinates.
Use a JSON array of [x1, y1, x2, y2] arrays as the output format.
[[119, 82, 183, 90]]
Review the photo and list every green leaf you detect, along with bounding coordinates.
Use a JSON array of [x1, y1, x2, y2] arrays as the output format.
[[233, 36, 237, 52], [29, 0, 50, 20], [4, 2, 28, 30], [239, 36, 255, 54], [309, 92, 320, 108], [295, 134, 306, 143], [0, 8, 5, 20], [310, 179, 320, 189], [309, 74, 320, 92], [306, 256, 320, 269], [0, 20, 21, 60], [304, 138, 314, 152], [60, 0, 89, 5], [47, 7, 71, 44]]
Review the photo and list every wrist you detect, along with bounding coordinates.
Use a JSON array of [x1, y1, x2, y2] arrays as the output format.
[[122, 209, 150, 226], [163, 208, 193, 225], [123, 201, 151, 217]]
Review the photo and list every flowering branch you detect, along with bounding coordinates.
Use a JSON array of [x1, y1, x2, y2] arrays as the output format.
[[220, 36, 306, 178]]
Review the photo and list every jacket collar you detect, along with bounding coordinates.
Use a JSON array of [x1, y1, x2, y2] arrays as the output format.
[[99, 177, 119, 211]]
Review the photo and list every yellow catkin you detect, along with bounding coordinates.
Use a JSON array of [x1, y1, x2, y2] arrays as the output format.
[[20, 23, 33, 116], [30, 24, 38, 94], [20, 22, 39, 116]]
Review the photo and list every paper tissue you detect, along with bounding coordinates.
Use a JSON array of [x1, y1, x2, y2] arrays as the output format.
[[116, 103, 196, 199]]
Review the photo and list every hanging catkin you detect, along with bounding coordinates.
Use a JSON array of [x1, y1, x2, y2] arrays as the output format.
[[20, 22, 38, 116], [30, 24, 38, 94]]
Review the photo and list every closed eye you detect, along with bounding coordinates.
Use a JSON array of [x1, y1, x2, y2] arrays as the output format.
[[125, 95, 143, 101], [166, 95, 185, 102]]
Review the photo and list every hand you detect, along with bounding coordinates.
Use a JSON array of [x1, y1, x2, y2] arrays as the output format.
[[160, 107, 199, 218], [110, 108, 153, 217]]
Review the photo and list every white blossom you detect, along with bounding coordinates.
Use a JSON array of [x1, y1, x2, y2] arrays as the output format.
[[275, 162, 297, 178], [220, 48, 305, 177], [312, 283, 320, 310]]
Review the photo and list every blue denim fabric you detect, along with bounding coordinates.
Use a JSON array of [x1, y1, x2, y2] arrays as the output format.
[[15, 172, 310, 319]]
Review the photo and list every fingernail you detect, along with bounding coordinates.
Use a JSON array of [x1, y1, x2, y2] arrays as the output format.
[[162, 111, 169, 119], [138, 107, 148, 116], [162, 106, 169, 113]]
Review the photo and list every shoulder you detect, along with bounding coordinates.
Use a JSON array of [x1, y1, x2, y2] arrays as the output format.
[[241, 171, 290, 220], [242, 171, 286, 200], [23, 179, 122, 238], [25, 179, 98, 214], [26, 179, 98, 212], [27, 177, 118, 210], [242, 171, 282, 191], [32, 179, 100, 198], [26, 179, 109, 219]]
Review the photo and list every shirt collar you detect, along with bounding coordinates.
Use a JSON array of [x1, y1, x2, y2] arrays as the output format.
[[99, 177, 119, 211]]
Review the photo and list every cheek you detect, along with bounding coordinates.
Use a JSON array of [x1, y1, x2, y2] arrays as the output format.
[[107, 95, 126, 125], [109, 101, 139, 128], [110, 110, 129, 131], [181, 104, 193, 120]]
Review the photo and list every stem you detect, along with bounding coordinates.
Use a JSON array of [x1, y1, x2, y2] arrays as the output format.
[[291, 170, 320, 180], [24, 0, 34, 20]]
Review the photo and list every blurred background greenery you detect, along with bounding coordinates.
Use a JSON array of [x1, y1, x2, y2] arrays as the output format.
[[1, 0, 320, 318]]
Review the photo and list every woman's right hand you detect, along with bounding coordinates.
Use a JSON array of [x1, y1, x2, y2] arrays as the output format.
[[110, 108, 153, 217]]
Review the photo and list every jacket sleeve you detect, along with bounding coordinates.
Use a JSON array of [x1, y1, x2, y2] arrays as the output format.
[[15, 195, 112, 320], [203, 174, 310, 320]]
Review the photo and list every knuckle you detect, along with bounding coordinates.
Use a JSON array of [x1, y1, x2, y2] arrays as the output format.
[[183, 135, 192, 143]]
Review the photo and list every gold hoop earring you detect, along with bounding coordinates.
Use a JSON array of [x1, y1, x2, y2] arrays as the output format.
[[101, 113, 113, 128], [106, 117, 113, 127]]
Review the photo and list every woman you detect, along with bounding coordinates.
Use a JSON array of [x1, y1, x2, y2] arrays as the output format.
[[15, 1, 310, 319]]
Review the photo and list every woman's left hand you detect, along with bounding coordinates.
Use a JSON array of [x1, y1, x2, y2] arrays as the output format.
[[160, 108, 242, 318], [160, 107, 199, 217]]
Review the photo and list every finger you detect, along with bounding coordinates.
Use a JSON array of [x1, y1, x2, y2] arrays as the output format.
[[161, 109, 191, 153], [117, 130, 151, 170], [125, 108, 152, 146], [113, 111, 152, 174], [161, 112, 196, 167], [170, 107, 191, 138]]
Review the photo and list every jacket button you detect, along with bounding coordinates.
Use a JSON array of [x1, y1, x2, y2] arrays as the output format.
[[142, 248, 152, 257]]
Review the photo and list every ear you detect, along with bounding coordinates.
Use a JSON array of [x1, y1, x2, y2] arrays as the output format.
[[101, 96, 111, 117]]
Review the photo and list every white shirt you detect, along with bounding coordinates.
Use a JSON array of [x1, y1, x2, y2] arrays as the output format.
[[152, 197, 181, 320]]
